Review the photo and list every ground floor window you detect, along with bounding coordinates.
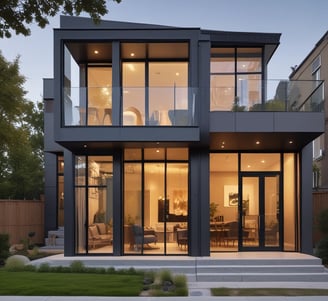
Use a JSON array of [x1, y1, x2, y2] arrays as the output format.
[[124, 148, 189, 255], [71, 150, 298, 255], [75, 156, 113, 254], [210, 153, 297, 252], [57, 155, 64, 227]]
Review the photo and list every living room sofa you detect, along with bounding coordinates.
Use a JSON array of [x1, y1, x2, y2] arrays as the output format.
[[88, 223, 112, 249]]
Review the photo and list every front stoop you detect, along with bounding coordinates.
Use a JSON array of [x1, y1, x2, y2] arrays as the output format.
[[194, 255, 328, 282], [30, 252, 328, 282]]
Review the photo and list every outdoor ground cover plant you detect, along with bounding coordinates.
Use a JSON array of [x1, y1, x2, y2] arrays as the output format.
[[0, 260, 144, 296], [211, 287, 328, 296], [141, 269, 188, 296], [0, 258, 188, 297]]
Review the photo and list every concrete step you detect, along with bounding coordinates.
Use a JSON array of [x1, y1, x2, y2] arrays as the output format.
[[45, 237, 64, 246], [196, 257, 323, 266], [196, 272, 328, 282], [196, 264, 325, 274], [31, 253, 328, 283]]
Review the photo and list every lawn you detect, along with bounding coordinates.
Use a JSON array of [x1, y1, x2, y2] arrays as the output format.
[[0, 270, 144, 296], [211, 287, 328, 296]]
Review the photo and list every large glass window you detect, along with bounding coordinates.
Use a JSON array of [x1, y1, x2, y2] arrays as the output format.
[[75, 156, 113, 254], [57, 156, 64, 227], [87, 67, 112, 125], [122, 62, 145, 125], [63, 42, 113, 126], [283, 153, 296, 251], [210, 152, 297, 252], [209, 153, 238, 251], [121, 42, 191, 126], [241, 154, 280, 172], [210, 47, 262, 111], [124, 148, 189, 255], [149, 62, 188, 126]]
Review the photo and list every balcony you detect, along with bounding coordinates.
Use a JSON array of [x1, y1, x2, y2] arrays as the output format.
[[63, 86, 197, 127], [209, 79, 325, 151], [210, 79, 324, 112]]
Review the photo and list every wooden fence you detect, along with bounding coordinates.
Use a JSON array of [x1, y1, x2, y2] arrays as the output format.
[[313, 190, 328, 246], [0, 199, 44, 245]]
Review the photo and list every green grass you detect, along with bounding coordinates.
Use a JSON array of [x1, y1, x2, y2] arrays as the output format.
[[0, 270, 143, 296], [211, 287, 328, 296]]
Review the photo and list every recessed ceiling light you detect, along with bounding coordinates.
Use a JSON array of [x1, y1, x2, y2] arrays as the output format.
[[261, 160, 265, 164], [83, 144, 87, 148], [256, 141, 260, 145], [130, 52, 135, 57], [221, 145, 225, 149], [94, 50, 99, 54], [289, 140, 293, 144], [247, 165, 251, 168], [176, 72, 180, 76]]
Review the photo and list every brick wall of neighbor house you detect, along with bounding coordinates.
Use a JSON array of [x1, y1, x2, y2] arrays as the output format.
[[313, 190, 328, 246], [0, 199, 44, 245]]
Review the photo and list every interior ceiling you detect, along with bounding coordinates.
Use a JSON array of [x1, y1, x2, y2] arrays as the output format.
[[210, 132, 319, 152], [66, 42, 188, 63]]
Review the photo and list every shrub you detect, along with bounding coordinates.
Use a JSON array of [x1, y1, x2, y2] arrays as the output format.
[[317, 209, 328, 235], [0, 233, 10, 265], [159, 269, 173, 283], [173, 274, 187, 288], [315, 236, 328, 264], [106, 267, 116, 274], [38, 262, 51, 272], [315, 209, 328, 265], [174, 286, 188, 296], [24, 264, 37, 272], [52, 266, 70, 273], [4, 255, 30, 271], [70, 260, 85, 273]]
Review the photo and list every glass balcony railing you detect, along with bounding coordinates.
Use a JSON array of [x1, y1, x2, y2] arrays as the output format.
[[63, 86, 197, 127], [210, 79, 324, 112], [62, 80, 324, 127]]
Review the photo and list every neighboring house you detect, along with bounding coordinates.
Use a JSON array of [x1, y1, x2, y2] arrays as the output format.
[[43, 16, 324, 257], [290, 31, 327, 190]]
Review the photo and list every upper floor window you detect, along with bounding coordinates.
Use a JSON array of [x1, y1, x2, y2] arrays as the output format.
[[210, 47, 262, 111], [63, 42, 113, 126], [121, 42, 192, 126], [62, 41, 195, 127]]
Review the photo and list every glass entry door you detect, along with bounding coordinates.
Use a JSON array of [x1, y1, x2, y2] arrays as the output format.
[[240, 173, 281, 250]]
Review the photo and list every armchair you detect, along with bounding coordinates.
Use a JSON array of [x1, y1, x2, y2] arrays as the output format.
[[131, 225, 157, 249], [176, 228, 188, 249]]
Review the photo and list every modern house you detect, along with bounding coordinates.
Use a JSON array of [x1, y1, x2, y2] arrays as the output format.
[[43, 16, 324, 257], [290, 31, 327, 190]]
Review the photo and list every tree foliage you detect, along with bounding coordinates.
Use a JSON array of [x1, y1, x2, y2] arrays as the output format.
[[0, 0, 122, 38], [0, 51, 43, 199]]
